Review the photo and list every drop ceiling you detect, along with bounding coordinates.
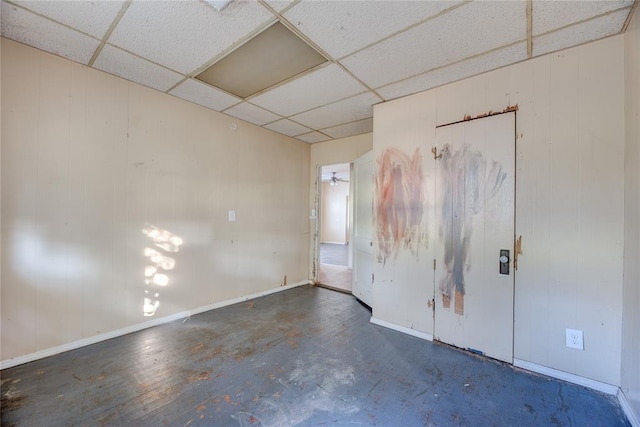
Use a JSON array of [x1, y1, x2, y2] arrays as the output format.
[[1, 0, 636, 144]]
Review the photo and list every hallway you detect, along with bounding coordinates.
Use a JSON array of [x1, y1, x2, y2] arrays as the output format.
[[319, 243, 352, 293]]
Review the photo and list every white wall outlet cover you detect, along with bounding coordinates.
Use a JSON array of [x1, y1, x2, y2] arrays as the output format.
[[228, 210, 236, 222], [566, 328, 584, 350]]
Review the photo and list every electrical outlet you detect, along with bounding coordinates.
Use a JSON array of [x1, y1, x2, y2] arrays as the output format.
[[566, 328, 584, 350]]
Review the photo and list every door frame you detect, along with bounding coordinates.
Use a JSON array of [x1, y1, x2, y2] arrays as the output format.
[[313, 162, 353, 284]]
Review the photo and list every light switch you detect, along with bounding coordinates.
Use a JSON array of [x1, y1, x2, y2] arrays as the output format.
[[228, 210, 236, 222]]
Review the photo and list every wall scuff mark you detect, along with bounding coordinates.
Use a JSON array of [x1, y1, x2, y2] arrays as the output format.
[[375, 147, 425, 265], [438, 144, 506, 315]]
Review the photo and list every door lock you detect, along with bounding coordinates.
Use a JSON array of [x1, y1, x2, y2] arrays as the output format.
[[499, 250, 510, 275]]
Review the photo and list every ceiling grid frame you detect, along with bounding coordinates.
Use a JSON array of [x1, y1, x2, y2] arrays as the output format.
[[258, 0, 385, 103], [88, 0, 132, 66], [0, 0, 635, 143]]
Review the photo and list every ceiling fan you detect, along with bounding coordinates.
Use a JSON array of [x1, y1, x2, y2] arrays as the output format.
[[329, 172, 349, 186]]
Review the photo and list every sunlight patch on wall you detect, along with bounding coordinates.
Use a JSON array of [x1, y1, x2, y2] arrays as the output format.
[[142, 225, 183, 317]]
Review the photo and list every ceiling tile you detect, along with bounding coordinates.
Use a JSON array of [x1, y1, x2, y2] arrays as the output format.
[[533, 9, 629, 57], [283, 0, 463, 59], [11, 0, 125, 39], [296, 132, 332, 144], [263, 0, 296, 13], [195, 22, 327, 99], [290, 92, 379, 130], [250, 63, 366, 117], [224, 102, 281, 126], [169, 79, 241, 112], [107, 0, 274, 74], [321, 118, 373, 139], [264, 119, 312, 137], [378, 42, 527, 101], [340, 1, 526, 89], [1, 2, 100, 65], [533, 0, 633, 36], [94, 45, 184, 92]]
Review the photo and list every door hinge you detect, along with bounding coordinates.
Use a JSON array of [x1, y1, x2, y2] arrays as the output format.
[[433, 259, 436, 270], [371, 273, 374, 284], [514, 235, 523, 270]]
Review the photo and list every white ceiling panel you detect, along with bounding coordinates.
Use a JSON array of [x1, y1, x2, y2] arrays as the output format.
[[284, 0, 464, 59], [340, 1, 527, 89], [1, 0, 633, 142], [264, 0, 297, 13], [1, 2, 100, 65], [94, 45, 184, 92], [224, 102, 281, 126], [321, 118, 374, 139], [264, 119, 312, 137], [107, 0, 274, 74], [533, 0, 633, 36], [290, 92, 379, 130], [169, 79, 241, 112], [11, 0, 125, 39], [296, 131, 332, 144], [250, 63, 367, 117], [533, 9, 629, 57], [378, 42, 527, 101]]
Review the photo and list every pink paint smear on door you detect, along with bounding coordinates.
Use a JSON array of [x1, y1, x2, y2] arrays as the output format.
[[375, 147, 425, 265]]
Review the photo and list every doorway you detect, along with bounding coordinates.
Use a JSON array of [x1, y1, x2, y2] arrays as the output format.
[[318, 163, 352, 293], [433, 112, 516, 363]]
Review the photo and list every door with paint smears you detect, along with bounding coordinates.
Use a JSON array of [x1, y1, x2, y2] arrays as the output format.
[[353, 151, 374, 307], [434, 112, 515, 363]]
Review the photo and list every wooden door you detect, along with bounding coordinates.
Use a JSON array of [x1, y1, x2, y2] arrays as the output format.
[[352, 151, 374, 306], [434, 113, 515, 363]]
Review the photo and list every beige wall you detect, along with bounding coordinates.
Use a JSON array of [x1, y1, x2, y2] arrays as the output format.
[[623, 6, 640, 419], [321, 181, 349, 244], [1, 39, 310, 362], [309, 133, 372, 278], [373, 35, 625, 386]]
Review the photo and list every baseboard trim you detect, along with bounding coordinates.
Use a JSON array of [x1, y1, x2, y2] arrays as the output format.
[[1, 280, 311, 371], [370, 317, 433, 341], [618, 388, 640, 427], [513, 359, 618, 395]]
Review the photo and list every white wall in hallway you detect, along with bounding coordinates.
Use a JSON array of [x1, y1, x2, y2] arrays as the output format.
[[321, 181, 349, 244], [622, 5, 640, 420], [1, 39, 310, 362], [373, 35, 625, 386]]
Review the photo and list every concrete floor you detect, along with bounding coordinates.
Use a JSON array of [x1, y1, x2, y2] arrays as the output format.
[[320, 243, 348, 266], [1, 285, 630, 426]]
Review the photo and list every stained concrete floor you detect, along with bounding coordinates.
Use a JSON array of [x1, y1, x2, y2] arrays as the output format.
[[320, 243, 348, 266], [1, 285, 630, 426]]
